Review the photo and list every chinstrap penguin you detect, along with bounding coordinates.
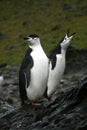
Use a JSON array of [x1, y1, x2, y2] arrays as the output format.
[[47, 31, 75, 99], [19, 34, 49, 105]]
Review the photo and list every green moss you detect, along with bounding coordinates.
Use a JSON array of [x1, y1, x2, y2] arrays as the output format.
[[0, 0, 87, 65]]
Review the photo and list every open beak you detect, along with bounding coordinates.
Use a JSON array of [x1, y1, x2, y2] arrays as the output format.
[[67, 29, 76, 37], [71, 32, 76, 36]]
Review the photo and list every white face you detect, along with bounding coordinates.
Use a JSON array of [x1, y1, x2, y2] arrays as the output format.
[[60, 34, 73, 49], [24, 35, 40, 46], [27, 37, 39, 45]]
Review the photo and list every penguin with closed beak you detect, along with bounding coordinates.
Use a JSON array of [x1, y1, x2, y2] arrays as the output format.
[[19, 34, 49, 105]]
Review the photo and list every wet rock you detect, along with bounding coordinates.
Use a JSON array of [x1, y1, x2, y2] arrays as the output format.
[[77, 75, 87, 102], [65, 46, 87, 74], [0, 75, 87, 130], [0, 65, 19, 109], [6, 97, 14, 104]]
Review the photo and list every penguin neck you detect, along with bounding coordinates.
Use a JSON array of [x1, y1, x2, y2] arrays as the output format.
[[29, 44, 43, 52], [61, 48, 67, 57]]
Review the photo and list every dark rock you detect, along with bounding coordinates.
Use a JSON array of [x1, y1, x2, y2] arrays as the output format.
[[77, 75, 87, 103], [0, 75, 87, 130], [6, 98, 14, 104], [65, 46, 87, 74]]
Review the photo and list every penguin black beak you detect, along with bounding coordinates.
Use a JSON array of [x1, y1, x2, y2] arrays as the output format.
[[67, 29, 76, 36], [67, 29, 70, 36], [71, 32, 76, 36]]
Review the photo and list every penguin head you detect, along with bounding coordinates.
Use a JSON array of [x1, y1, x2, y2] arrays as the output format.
[[60, 30, 75, 50], [24, 34, 40, 46]]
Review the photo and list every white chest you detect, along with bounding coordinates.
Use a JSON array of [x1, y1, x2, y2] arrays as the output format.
[[50, 54, 65, 79], [47, 54, 65, 97], [26, 47, 49, 101], [31, 48, 48, 74]]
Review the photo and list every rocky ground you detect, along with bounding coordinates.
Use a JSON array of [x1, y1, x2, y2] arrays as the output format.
[[0, 47, 87, 129]]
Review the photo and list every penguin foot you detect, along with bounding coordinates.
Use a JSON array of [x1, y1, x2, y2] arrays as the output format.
[[31, 102, 42, 106]]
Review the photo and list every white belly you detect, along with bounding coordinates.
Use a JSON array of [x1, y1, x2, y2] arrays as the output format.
[[47, 54, 65, 97], [27, 48, 49, 101]]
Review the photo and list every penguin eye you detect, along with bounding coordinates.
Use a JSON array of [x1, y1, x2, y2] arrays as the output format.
[[64, 37, 67, 40]]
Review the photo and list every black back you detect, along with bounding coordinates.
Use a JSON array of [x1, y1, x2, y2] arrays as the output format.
[[19, 48, 33, 105], [49, 37, 64, 70]]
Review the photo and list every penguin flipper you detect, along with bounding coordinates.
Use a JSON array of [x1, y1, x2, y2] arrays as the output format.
[[19, 48, 33, 105], [19, 70, 28, 105], [50, 55, 57, 70]]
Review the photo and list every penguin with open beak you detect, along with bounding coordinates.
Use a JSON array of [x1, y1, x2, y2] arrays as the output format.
[[47, 30, 75, 99]]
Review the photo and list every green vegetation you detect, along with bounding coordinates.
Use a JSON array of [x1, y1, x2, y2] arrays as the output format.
[[0, 0, 87, 65]]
